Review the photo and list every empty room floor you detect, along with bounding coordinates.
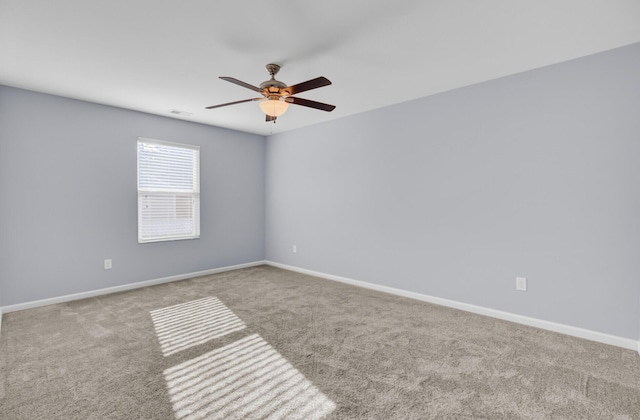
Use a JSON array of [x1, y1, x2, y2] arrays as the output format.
[[0, 265, 639, 419]]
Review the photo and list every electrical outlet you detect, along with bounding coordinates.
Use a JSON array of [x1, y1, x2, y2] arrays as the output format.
[[516, 277, 527, 291], [292, 245, 297, 254], [104, 259, 112, 270]]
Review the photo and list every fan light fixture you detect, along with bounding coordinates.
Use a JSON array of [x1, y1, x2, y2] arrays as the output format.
[[259, 98, 289, 117]]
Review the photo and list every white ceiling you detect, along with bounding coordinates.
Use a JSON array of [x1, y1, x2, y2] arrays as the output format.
[[1, 1, 639, 136]]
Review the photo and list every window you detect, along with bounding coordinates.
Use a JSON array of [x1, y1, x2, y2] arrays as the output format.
[[137, 138, 200, 243]]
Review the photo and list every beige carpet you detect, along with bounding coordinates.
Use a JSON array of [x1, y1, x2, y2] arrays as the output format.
[[0, 265, 639, 419]]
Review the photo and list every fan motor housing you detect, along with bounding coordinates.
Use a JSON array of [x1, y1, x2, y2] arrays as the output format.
[[259, 78, 287, 95]]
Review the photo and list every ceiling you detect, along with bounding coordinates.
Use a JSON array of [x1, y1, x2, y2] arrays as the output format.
[[1, 1, 639, 136]]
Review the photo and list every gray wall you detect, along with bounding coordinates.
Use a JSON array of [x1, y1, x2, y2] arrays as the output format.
[[265, 43, 640, 340], [0, 86, 265, 306]]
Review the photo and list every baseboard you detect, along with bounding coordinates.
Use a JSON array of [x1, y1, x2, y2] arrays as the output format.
[[1, 260, 267, 314], [265, 261, 640, 353], [3, 259, 638, 355]]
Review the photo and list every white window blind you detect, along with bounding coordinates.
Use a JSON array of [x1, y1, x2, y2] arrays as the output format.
[[137, 138, 200, 243]]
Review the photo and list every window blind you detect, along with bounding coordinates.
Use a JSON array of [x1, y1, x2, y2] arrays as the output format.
[[137, 138, 200, 243]]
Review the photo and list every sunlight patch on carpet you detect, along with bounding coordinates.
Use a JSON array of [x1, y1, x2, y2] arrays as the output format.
[[150, 296, 246, 356], [164, 333, 336, 420]]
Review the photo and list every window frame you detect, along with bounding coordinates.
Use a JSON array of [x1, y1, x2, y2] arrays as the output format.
[[137, 137, 201, 244]]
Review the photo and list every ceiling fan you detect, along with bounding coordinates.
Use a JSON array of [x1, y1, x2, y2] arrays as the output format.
[[205, 64, 335, 122]]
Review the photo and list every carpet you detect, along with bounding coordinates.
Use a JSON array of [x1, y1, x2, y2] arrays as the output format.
[[0, 265, 639, 419]]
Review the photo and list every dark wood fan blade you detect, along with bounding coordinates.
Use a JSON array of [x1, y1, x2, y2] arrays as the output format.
[[285, 77, 331, 95], [219, 77, 262, 92], [287, 96, 336, 112], [266, 115, 277, 122], [205, 98, 261, 109]]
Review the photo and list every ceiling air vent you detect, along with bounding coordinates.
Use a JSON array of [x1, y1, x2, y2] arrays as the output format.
[[169, 109, 194, 117]]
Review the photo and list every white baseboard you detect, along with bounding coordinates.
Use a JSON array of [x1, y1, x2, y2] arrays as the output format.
[[2, 259, 638, 355], [0, 260, 266, 315], [265, 261, 640, 354]]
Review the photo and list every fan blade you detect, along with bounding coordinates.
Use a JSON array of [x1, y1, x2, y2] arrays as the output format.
[[287, 96, 336, 112], [266, 115, 277, 122], [205, 98, 261, 109], [285, 77, 331, 95], [220, 77, 262, 92]]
